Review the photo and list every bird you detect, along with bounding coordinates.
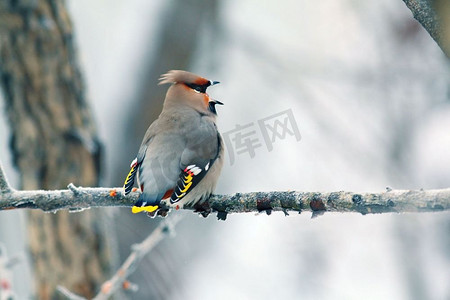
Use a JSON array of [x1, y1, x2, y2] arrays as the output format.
[[123, 70, 224, 217]]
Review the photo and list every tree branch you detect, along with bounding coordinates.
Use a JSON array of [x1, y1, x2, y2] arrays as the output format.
[[0, 163, 449, 218], [402, 0, 450, 57]]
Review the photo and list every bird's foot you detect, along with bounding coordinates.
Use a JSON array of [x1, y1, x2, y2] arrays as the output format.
[[193, 200, 211, 218], [146, 206, 170, 218]]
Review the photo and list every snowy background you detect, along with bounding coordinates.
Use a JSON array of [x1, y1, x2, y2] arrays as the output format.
[[1, 0, 449, 299]]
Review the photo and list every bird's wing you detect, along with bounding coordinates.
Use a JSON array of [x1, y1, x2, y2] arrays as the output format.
[[170, 119, 222, 204], [123, 118, 160, 196], [135, 132, 184, 204], [123, 143, 148, 195], [131, 132, 184, 214]]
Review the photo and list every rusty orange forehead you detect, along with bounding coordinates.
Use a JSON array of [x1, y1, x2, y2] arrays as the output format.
[[194, 77, 210, 85]]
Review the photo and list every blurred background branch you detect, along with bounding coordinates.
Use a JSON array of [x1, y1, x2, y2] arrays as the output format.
[[57, 217, 180, 300], [91, 217, 180, 300]]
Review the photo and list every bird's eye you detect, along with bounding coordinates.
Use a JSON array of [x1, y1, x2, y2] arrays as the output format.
[[186, 83, 207, 93]]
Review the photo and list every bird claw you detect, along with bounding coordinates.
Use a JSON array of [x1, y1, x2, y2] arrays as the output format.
[[193, 201, 211, 218], [146, 207, 170, 218]]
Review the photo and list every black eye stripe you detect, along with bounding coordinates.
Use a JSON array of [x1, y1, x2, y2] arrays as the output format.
[[185, 82, 210, 93]]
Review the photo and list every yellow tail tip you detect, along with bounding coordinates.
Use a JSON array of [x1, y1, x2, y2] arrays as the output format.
[[132, 205, 159, 214]]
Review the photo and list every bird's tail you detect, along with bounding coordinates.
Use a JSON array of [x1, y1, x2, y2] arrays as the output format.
[[132, 194, 159, 214]]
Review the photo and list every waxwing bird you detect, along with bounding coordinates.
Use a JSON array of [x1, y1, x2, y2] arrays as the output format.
[[123, 70, 224, 217]]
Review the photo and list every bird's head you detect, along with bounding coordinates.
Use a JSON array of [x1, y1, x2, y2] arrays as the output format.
[[159, 70, 223, 115]]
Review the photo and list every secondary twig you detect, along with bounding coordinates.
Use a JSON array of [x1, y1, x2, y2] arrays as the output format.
[[0, 162, 12, 194], [93, 216, 181, 299], [57, 217, 181, 300], [56, 286, 87, 300]]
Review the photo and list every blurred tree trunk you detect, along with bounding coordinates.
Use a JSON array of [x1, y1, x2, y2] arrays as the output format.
[[114, 0, 221, 175], [110, 0, 220, 298], [0, 1, 113, 299]]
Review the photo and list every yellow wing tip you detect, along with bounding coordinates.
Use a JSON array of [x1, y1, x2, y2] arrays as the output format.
[[124, 166, 136, 185], [132, 205, 159, 214]]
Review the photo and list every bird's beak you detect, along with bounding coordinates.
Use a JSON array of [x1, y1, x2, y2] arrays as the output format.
[[211, 99, 224, 105], [210, 80, 220, 86]]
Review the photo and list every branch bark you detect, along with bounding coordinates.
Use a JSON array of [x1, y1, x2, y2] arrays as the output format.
[[1, 186, 448, 217], [1, 165, 449, 218]]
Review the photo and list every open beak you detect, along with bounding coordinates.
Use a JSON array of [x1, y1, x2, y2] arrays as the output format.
[[211, 99, 224, 105], [208, 98, 223, 115]]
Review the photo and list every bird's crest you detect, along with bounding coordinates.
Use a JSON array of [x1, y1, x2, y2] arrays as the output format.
[[159, 70, 210, 86]]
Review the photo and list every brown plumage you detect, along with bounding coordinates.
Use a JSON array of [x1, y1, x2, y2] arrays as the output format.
[[124, 70, 224, 217]]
